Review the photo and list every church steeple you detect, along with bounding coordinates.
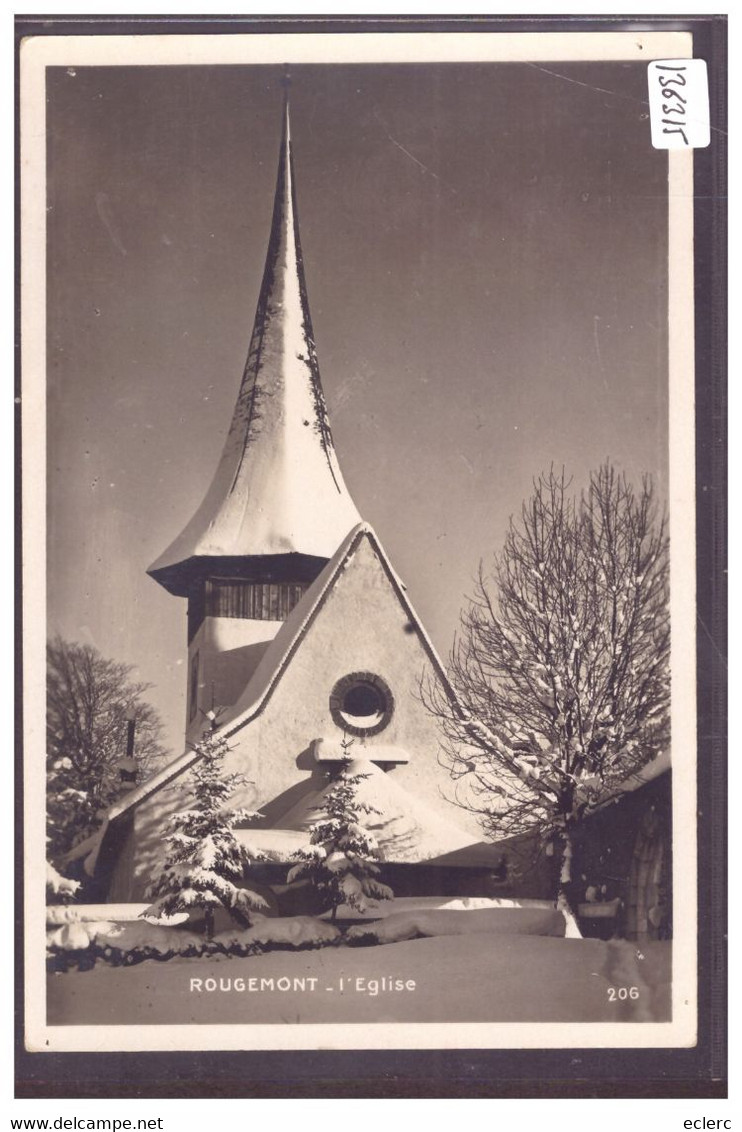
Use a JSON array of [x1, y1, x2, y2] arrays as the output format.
[[148, 95, 361, 599], [148, 95, 362, 738]]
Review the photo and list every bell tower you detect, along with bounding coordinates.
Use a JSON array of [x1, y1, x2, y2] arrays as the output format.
[[147, 97, 361, 741]]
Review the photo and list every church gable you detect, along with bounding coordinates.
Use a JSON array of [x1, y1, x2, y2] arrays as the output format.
[[216, 526, 479, 841]]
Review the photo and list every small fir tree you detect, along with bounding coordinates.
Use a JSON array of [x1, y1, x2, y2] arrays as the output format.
[[288, 747, 393, 921], [143, 725, 267, 939]]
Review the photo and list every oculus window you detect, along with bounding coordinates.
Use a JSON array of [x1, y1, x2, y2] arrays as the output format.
[[329, 672, 394, 737]]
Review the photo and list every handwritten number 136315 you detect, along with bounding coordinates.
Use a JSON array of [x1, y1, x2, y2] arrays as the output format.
[[655, 64, 691, 146]]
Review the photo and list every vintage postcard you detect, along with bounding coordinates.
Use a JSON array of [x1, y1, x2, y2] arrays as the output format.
[[21, 26, 707, 1065]]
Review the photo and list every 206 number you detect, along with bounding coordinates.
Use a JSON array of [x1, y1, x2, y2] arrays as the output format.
[[607, 986, 639, 1001]]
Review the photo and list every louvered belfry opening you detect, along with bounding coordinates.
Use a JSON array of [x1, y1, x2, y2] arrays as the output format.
[[187, 577, 310, 641], [205, 578, 308, 621], [185, 553, 328, 642]]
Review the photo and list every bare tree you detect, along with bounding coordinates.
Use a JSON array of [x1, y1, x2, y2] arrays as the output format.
[[427, 464, 670, 913], [47, 637, 169, 862]]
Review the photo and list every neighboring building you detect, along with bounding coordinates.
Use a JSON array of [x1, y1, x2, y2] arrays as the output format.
[[490, 753, 672, 943], [72, 100, 505, 905], [574, 754, 672, 943]]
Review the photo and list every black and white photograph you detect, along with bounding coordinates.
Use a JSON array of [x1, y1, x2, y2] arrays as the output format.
[[19, 24, 717, 1072]]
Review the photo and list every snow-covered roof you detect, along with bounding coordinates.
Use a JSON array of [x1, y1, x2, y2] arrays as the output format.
[[148, 99, 361, 597], [234, 828, 309, 862], [311, 738, 409, 763], [274, 757, 499, 866], [106, 747, 201, 823], [624, 746, 671, 788], [594, 747, 671, 810]]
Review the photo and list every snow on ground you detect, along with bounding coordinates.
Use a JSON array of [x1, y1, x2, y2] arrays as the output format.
[[47, 933, 671, 1026]]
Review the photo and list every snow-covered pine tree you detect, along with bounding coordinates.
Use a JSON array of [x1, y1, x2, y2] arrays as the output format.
[[288, 746, 393, 921], [143, 725, 267, 939]]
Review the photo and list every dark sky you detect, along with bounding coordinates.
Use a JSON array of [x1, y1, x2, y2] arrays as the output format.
[[46, 62, 669, 754]]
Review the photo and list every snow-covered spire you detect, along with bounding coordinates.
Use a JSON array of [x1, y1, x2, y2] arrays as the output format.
[[149, 94, 361, 597]]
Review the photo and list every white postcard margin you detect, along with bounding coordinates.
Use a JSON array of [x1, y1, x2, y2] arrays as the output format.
[[21, 28, 698, 1054]]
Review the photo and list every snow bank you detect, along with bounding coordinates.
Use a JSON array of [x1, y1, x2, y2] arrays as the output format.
[[321, 895, 580, 936], [322, 895, 559, 919], [46, 903, 188, 926], [345, 905, 570, 945], [240, 916, 340, 948], [48, 920, 117, 953], [47, 918, 193, 956], [47, 915, 340, 969]]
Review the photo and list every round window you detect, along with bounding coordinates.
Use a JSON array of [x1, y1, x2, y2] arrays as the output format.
[[329, 672, 394, 737]]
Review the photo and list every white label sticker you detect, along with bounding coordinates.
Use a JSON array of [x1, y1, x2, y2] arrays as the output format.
[[648, 59, 710, 149]]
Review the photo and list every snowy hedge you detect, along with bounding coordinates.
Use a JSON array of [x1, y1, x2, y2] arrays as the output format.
[[345, 906, 574, 946], [47, 915, 341, 971]]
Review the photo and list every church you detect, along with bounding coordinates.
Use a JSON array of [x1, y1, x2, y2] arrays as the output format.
[[81, 99, 506, 909], [61, 97, 673, 945]]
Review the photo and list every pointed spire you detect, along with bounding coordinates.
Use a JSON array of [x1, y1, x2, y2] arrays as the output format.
[[149, 94, 361, 597]]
